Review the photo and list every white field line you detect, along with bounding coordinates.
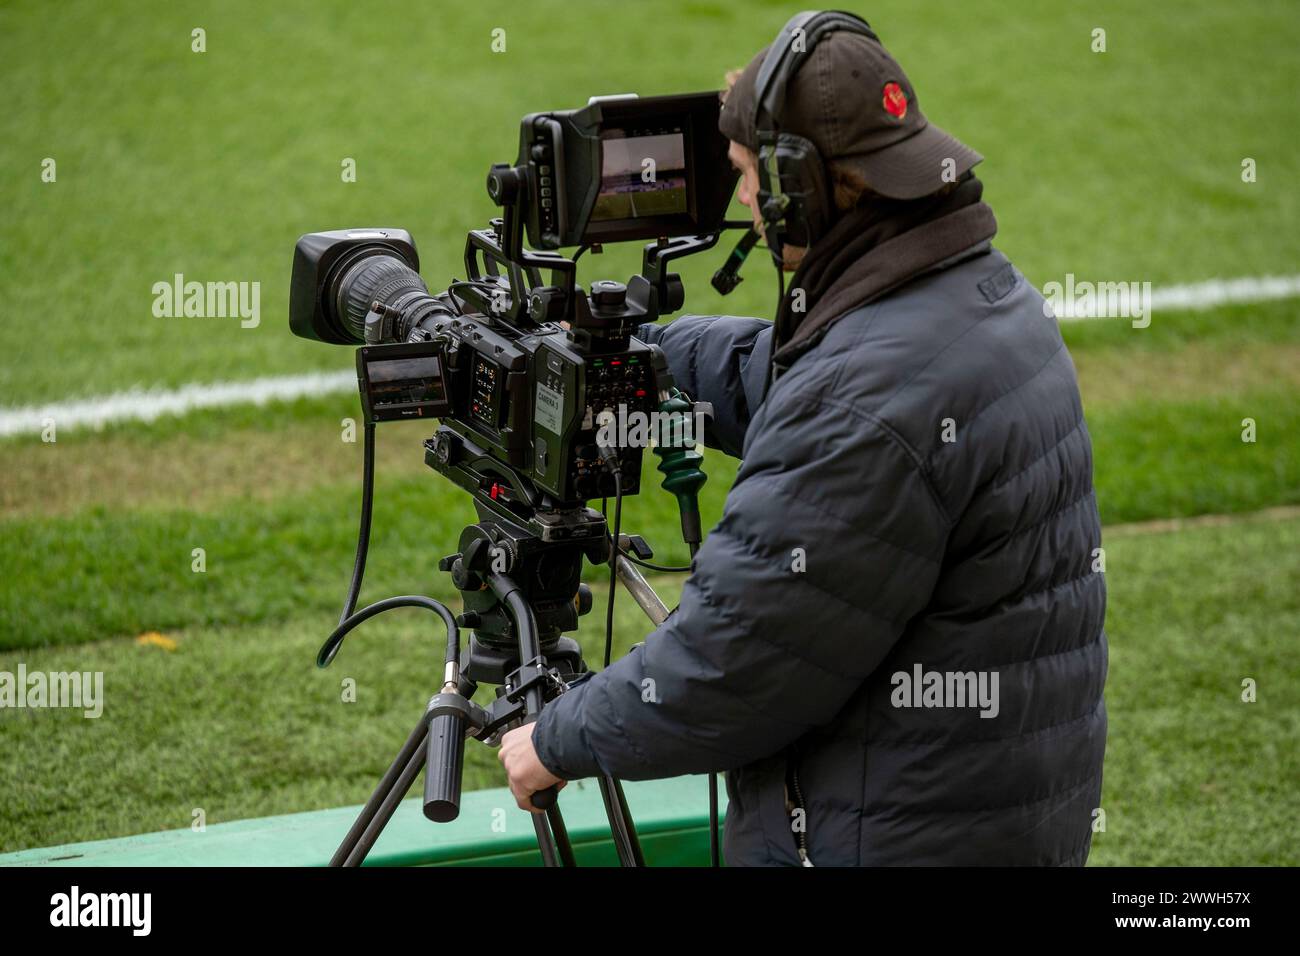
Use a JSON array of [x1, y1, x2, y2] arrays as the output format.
[[2, 274, 1298, 438], [0, 370, 355, 438]]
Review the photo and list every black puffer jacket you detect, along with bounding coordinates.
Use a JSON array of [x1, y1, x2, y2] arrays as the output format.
[[533, 245, 1107, 866]]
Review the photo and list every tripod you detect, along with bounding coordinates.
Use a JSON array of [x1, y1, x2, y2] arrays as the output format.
[[327, 499, 676, 867]]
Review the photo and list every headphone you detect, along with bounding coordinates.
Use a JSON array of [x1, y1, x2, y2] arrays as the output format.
[[752, 10, 879, 266]]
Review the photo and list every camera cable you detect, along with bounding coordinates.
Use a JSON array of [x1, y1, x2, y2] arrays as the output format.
[[616, 549, 691, 574], [323, 418, 459, 670], [603, 469, 624, 670], [339, 421, 376, 625]]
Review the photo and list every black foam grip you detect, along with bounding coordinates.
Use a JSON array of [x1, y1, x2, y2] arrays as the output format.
[[422, 712, 466, 823], [530, 785, 558, 810]]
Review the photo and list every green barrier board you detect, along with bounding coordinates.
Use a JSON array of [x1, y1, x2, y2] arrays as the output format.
[[0, 776, 727, 867]]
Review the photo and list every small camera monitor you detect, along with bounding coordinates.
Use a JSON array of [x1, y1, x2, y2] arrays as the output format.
[[357, 342, 453, 424], [515, 92, 737, 249]]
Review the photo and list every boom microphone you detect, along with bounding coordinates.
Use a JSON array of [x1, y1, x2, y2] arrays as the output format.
[[711, 227, 761, 295]]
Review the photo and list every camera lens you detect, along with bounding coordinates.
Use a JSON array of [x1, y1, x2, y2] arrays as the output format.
[[330, 249, 431, 343]]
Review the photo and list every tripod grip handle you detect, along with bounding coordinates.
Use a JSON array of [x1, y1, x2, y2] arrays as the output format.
[[529, 785, 558, 811], [423, 706, 467, 823]]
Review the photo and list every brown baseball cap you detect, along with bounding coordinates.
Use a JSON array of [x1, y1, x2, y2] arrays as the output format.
[[718, 28, 982, 200]]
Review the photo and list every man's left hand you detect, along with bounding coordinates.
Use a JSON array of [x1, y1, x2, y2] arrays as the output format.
[[498, 722, 566, 813]]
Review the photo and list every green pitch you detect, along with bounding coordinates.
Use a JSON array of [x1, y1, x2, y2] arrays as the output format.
[[0, 0, 1296, 863]]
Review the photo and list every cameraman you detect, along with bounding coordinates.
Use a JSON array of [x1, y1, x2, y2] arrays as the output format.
[[501, 14, 1107, 866]]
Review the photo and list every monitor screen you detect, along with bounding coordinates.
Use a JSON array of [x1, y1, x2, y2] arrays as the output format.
[[590, 130, 688, 223]]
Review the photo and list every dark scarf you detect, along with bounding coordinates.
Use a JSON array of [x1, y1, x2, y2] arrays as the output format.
[[769, 173, 998, 383]]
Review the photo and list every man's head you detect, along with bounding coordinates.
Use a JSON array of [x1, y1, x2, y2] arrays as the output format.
[[719, 13, 982, 268]]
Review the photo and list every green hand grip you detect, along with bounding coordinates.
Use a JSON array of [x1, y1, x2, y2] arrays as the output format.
[[653, 389, 708, 548]]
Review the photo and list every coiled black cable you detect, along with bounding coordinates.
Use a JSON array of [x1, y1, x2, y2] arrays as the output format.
[[321, 420, 458, 670], [318, 595, 460, 669]]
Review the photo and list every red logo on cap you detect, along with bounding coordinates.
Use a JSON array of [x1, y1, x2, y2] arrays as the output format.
[[882, 82, 907, 119]]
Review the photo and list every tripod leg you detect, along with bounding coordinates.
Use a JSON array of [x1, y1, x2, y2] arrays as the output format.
[[609, 777, 646, 867], [598, 776, 641, 867], [709, 774, 720, 867], [546, 804, 577, 867], [342, 734, 428, 867], [615, 553, 670, 626], [331, 712, 429, 867], [532, 812, 561, 867]]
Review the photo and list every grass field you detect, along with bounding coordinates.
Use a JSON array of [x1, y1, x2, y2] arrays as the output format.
[[1, 0, 1298, 863]]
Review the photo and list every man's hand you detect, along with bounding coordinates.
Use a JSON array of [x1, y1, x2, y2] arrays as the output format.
[[498, 722, 567, 813]]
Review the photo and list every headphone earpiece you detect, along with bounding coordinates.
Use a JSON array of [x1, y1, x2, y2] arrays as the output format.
[[757, 131, 832, 262]]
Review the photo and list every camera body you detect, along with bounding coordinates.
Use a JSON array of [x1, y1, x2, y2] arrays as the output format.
[[293, 227, 665, 506], [290, 91, 734, 511], [395, 289, 662, 504]]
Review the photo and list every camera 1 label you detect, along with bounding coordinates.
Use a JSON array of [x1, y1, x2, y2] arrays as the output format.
[[535, 381, 564, 435]]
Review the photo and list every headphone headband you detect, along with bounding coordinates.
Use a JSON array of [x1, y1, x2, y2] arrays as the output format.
[[752, 10, 878, 136]]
